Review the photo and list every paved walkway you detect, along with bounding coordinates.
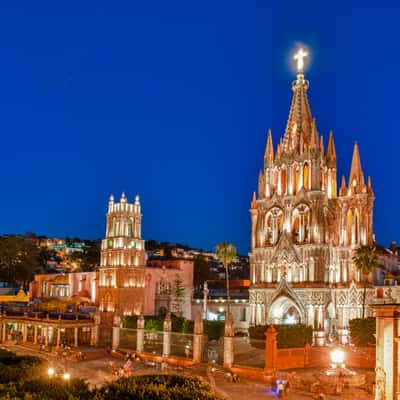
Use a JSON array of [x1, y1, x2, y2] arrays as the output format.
[[2, 344, 373, 399]]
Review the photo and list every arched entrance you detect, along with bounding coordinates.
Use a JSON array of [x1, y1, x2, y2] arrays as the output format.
[[268, 296, 303, 325]]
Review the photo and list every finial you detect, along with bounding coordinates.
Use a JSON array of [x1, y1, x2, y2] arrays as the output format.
[[294, 47, 308, 75], [109, 194, 114, 203], [120, 192, 127, 202], [135, 194, 140, 204]]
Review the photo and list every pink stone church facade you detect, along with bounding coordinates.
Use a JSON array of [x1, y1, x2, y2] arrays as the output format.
[[249, 52, 374, 343]]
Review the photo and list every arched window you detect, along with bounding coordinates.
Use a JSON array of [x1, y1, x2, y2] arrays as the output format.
[[292, 204, 310, 243], [265, 207, 283, 245], [347, 209, 352, 245], [281, 168, 287, 195], [294, 165, 300, 195], [303, 163, 309, 190], [128, 219, 134, 237], [353, 209, 360, 245]]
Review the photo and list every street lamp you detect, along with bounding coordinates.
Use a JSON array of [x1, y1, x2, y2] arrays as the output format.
[[330, 348, 345, 369], [62, 372, 71, 381], [47, 367, 55, 378]]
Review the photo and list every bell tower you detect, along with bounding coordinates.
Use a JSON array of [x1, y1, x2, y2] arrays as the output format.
[[98, 193, 146, 317]]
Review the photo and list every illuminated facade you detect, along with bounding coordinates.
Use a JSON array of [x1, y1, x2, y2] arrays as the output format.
[[249, 53, 374, 341], [98, 193, 146, 316]]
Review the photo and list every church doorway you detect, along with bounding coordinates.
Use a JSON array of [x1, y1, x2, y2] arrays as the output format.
[[268, 296, 303, 325]]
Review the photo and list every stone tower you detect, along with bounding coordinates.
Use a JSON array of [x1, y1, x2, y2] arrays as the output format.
[[249, 50, 374, 342], [98, 193, 146, 317]]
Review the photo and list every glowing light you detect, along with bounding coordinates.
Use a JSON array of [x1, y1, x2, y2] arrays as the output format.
[[294, 48, 308, 72], [330, 348, 345, 365], [63, 372, 71, 381], [47, 367, 55, 377], [284, 314, 296, 324]]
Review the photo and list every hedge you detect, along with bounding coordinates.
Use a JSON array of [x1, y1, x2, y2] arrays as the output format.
[[349, 317, 376, 346], [0, 374, 221, 400], [94, 374, 222, 400], [123, 314, 223, 340], [0, 349, 43, 383], [248, 324, 313, 349]]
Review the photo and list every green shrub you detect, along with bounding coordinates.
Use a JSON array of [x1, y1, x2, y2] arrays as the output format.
[[0, 350, 43, 383], [349, 317, 376, 346], [93, 374, 221, 400], [0, 378, 92, 400], [203, 320, 225, 341], [123, 314, 195, 334], [248, 324, 312, 348]]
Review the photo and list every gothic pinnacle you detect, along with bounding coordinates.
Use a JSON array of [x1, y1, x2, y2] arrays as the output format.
[[349, 141, 365, 189], [251, 191, 258, 209], [264, 129, 274, 163], [326, 130, 337, 163]]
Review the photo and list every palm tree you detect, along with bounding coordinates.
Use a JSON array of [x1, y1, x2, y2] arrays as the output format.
[[216, 242, 237, 315], [352, 245, 378, 319]]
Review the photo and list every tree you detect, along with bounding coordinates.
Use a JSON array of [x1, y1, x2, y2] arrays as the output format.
[[0, 235, 38, 285], [193, 255, 216, 290], [215, 242, 237, 314], [172, 274, 186, 316], [352, 245, 378, 319]]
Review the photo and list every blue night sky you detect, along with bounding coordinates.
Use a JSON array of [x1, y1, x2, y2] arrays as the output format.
[[0, 1, 398, 254]]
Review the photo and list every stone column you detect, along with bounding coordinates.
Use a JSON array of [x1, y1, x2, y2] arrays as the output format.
[[112, 311, 121, 351], [22, 323, 27, 343], [371, 304, 400, 400], [265, 325, 277, 370], [223, 312, 234, 368], [202, 282, 209, 320], [193, 312, 203, 364], [136, 314, 145, 353], [162, 313, 172, 357], [57, 328, 61, 348], [1, 323, 6, 342], [91, 311, 101, 347], [43, 327, 48, 346], [74, 327, 78, 347], [33, 325, 38, 344]]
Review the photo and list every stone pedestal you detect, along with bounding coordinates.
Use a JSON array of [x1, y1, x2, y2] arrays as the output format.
[[193, 334, 202, 363], [112, 326, 120, 351], [223, 312, 234, 367], [163, 313, 172, 357], [223, 336, 234, 367], [313, 329, 326, 346], [137, 314, 145, 353], [137, 328, 144, 353], [370, 303, 400, 400], [265, 325, 278, 370], [193, 311, 203, 363]]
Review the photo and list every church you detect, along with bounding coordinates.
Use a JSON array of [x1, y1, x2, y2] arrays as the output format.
[[248, 49, 374, 343]]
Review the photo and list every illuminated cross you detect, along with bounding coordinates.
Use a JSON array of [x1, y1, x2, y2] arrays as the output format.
[[294, 48, 308, 73]]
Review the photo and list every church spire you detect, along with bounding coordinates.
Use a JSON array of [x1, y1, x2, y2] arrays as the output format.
[[310, 118, 319, 150], [349, 141, 365, 192], [326, 130, 337, 165], [339, 175, 347, 196], [282, 48, 313, 154], [251, 191, 258, 209], [264, 129, 274, 166]]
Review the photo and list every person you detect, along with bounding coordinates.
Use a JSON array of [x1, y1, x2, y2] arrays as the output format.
[[284, 380, 290, 396], [317, 393, 325, 400], [277, 380, 285, 398], [124, 358, 133, 377]]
